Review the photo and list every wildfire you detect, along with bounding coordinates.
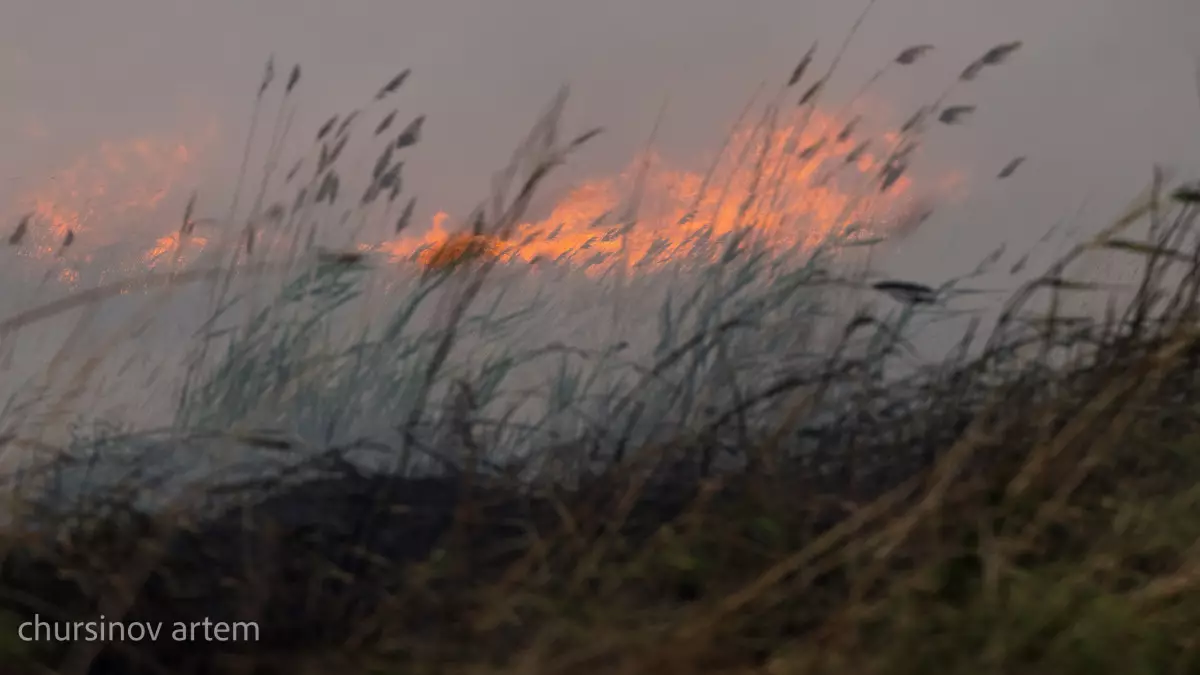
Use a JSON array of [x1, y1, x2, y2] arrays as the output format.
[[10, 107, 928, 282], [378, 108, 916, 273], [10, 126, 214, 269]]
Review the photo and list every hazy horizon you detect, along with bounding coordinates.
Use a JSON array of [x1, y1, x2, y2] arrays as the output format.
[[1, 1, 1198, 424], [2, 0, 1198, 284]]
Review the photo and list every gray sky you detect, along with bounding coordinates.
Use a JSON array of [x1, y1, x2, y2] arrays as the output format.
[[2, 0, 1198, 280]]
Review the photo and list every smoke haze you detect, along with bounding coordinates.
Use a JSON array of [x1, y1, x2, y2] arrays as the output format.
[[0, 0, 1198, 448], [3, 0, 1197, 275]]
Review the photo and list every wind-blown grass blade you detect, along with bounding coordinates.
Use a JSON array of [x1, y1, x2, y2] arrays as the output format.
[[375, 68, 411, 100], [285, 158, 304, 183], [316, 115, 338, 140], [895, 44, 934, 65], [1096, 238, 1194, 264], [258, 55, 275, 96], [336, 111, 359, 137], [998, 156, 1026, 179], [939, 105, 976, 125], [8, 213, 31, 245], [1034, 277, 1110, 292], [845, 140, 869, 164], [981, 41, 1023, 66], [1171, 185, 1200, 203], [569, 127, 604, 149], [379, 162, 403, 191], [316, 171, 340, 204], [1009, 252, 1031, 274], [799, 79, 824, 106], [798, 138, 825, 160], [263, 202, 286, 224], [291, 188, 307, 215], [373, 145, 395, 180], [395, 115, 425, 149], [961, 40, 1022, 81], [879, 161, 908, 193], [181, 192, 197, 235], [375, 110, 397, 136], [318, 135, 349, 174], [316, 248, 368, 267], [787, 42, 818, 87], [230, 430, 296, 452], [286, 64, 301, 94], [872, 280, 939, 305], [836, 115, 860, 142], [900, 106, 929, 133], [395, 197, 417, 234]]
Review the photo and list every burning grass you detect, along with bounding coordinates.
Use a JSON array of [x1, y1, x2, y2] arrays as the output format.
[[0, 19, 1199, 675]]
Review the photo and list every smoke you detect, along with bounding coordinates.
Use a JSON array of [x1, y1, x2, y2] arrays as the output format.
[[0, 0, 1196, 473], [3, 1, 1197, 248]]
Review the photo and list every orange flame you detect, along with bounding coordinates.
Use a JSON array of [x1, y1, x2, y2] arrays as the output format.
[[13, 107, 935, 281], [145, 231, 210, 267], [379, 108, 917, 273], [10, 124, 215, 269]]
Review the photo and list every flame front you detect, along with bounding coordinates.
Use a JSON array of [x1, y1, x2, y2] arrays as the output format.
[[12, 107, 927, 281], [16, 136, 206, 259], [380, 108, 916, 273]]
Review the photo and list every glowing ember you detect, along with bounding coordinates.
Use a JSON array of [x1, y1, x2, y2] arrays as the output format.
[[145, 231, 210, 267]]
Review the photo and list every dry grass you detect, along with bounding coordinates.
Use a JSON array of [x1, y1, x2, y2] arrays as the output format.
[[0, 18, 1198, 675]]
